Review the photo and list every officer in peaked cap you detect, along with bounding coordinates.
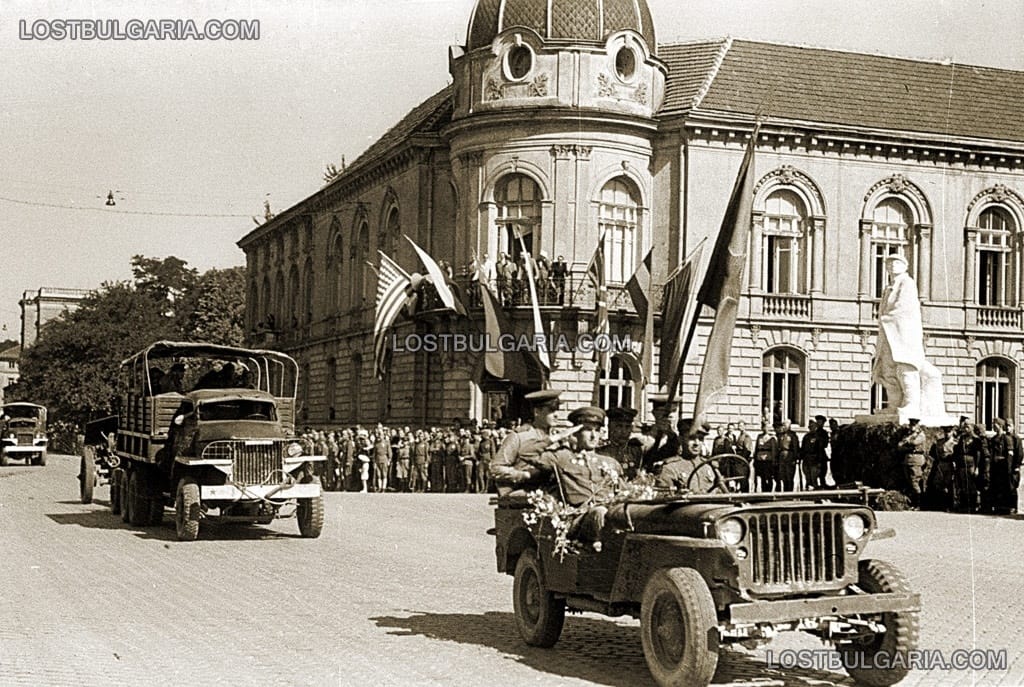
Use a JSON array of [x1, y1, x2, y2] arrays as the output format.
[[657, 418, 717, 493], [599, 406, 643, 478], [490, 388, 562, 496], [642, 393, 680, 474]]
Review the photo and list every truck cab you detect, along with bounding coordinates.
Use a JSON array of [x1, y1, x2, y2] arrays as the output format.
[[1, 402, 48, 466]]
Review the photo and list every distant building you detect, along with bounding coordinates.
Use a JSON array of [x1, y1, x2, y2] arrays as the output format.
[[20, 288, 90, 350], [239, 0, 1024, 430], [0, 344, 19, 405]]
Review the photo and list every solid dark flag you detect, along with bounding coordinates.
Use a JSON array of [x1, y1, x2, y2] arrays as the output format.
[[585, 233, 609, 372], [625, 249, 653, 384], [479, 280, 533, 386], [694, 131, 758, 418], [657, 241, 704, 400]]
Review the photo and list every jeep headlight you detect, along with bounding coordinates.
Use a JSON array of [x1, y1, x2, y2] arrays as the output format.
[[286, 441, 304, 458], [717, 518, 745, 546], [843, 513, 868, 540]]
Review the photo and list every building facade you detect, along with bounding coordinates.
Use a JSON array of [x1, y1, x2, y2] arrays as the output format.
[[238, 0, 1024, 430], [0, 344, 19, 405], [19, 287, 89, 351]]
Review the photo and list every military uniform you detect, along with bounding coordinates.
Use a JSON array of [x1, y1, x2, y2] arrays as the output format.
[[657, 419, 715, 493], [539, 446, 622, 507], [897, 421, 927, 507], [490, 389, 561, 495], [641, 394, 680, 473], [598, 406, 643, 478]]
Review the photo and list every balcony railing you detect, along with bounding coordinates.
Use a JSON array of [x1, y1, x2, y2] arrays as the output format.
[[762, 294, 811, 320], [974, 306, 1022, 329]]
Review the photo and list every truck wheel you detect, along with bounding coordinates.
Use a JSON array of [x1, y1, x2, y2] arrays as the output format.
[[120, 470, 131, 523], [80, 450, 95, 504], [640, 567, 719, 687], [110, 469, 122, 515], [175, 478, 201, 541], [297, 496, 324, 538], [1, 451, 8, 467], [512, 548, 565, 647], [840, 559, 920, 687], [128, 471, 150, 526], [37, 451, 47, 467], [147, 487, 165, 526]]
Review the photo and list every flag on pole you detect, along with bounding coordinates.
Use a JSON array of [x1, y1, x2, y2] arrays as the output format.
[[658, 239, 707, 401], [405, 236, 467, 316], [625, 248, 654, 385], [373, 251, 412, 379], [693, 129, 758, 419], [585, 232, 610, 372], [479, 280, 533, 386], [514, 230, 550, 371]]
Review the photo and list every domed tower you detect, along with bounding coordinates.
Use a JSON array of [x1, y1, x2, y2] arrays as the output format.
[[446, 0, 666, 277]]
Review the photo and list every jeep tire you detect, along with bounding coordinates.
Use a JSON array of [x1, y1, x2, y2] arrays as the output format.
[[174, 477, 201, 541], [640, 567, 719, 687], [79, 450, 95, 504], [512, 548, 565, 647], [840, 559, 920, 687]]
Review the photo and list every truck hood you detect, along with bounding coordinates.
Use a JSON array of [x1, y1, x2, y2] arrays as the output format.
[[195, 421, 286, 443]]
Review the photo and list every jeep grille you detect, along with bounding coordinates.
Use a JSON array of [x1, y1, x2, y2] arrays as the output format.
[[202, 440, 286, 486], [744, 511, 845, 591]]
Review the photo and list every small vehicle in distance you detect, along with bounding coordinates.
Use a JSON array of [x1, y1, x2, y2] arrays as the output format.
[[1, 402, 48, 466], [492, 463, 920, 687], [79, 415, 121, 506]]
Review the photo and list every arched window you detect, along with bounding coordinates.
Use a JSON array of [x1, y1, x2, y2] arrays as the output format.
[[870, 198, 913, 298], [762, 348, 805, 426], [598, 178, 640, 284], [598, 356, 634, 410], [763, 190, 808, 294], [247, 281, 259, 331], [273, 272, 285, 328], [976, 207, 1014, 306], [380, 206, 401, 258], [976, 358, 1015, 430], [495, 174, 542, 258], [350, 220, 370, 308], [328, 233, 343, 313], [288, 266, 300, 328], [261, 276, 272, 328], [303, 258, 314, 324], [325, 357, 337, 422]]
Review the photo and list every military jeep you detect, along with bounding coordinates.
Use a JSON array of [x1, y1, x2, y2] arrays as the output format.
[[493, 466, 920, 687]]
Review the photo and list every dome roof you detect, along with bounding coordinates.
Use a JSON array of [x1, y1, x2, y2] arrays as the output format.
[[467, 0, 656, 52]]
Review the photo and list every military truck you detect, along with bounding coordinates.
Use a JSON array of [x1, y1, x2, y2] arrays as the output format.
[[493, 454, 920, 687], [1, 402, 48, 466], [95, 341, 325, 541]]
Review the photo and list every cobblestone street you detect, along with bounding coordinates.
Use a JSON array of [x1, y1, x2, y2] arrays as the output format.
[[2, 455, 1023, 686]]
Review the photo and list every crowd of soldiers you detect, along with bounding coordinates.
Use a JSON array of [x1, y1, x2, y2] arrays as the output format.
[[897, 416, 1022, 514]]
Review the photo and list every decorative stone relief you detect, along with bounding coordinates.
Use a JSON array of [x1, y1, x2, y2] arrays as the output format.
[[486, 73, 550, 100], [596, 73, 647, 104]]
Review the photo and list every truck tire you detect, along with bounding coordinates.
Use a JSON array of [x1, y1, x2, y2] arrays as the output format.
[[120, 469, 132, 522], [297, 495, 324, 538], [110, 469, 122, 515], [512, 548, 565, 647], [174, 477, 201, 541], [128, 470, 149, 526], [840, 559, 920, 687], [80, 450, 95, 504], [1, 451, 8, 467], [640, 567, 719, 687]]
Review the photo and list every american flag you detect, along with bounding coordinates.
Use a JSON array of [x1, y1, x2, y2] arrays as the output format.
[[586, 233, 609, 371], [373, 251, 412, 379]]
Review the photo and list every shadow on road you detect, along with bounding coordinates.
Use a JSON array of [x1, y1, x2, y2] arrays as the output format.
[[372, 611, 856, 686], [46, 509, 302, 542]]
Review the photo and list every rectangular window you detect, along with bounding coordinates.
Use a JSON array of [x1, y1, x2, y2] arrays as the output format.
[[978, 249, 1005, 306]]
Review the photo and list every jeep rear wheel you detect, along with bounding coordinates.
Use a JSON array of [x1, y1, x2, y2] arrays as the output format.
[[512, 548, 565, 647], [840, 559, 919, 687], [640, 567, 719, 687], [174, 478, 201, 541], [297, 495, 324, 538], [80, 450, 95, 504]]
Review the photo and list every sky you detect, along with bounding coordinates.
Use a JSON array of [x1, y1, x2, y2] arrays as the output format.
[[1, 0, 1022, 339]]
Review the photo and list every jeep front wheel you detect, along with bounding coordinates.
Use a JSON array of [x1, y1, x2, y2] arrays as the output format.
[[174, 478, 201, 541], [79, 450, 95, 504], [512, 548, 565, 647], [840, 559, 920, 687], [640, 567, 719, 687]]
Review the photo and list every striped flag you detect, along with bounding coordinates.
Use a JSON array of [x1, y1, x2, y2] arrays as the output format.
[[625, 249, 653, 384], [373, 251, 412, 379], [405, 236, 466, 316], [514, 230, 550, 371], [694, 130, 757, 419], [585, 232, 609, 372]]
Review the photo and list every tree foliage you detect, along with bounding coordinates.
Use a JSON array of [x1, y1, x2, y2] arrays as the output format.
[[9, 256, 247, 427]]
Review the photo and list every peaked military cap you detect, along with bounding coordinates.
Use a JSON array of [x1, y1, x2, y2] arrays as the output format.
[[814, 414, 827, 426], [525, 389, 561, 405], [568, 406, 606, 426], [606, 406, 638, 423], [677, 417, 709, 439]]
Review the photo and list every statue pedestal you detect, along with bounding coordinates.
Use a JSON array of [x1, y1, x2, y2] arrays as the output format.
[[854, 410, 958, 428]]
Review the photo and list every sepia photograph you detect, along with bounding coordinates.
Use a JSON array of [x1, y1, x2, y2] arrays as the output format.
[[2, 1, 1023, 685]]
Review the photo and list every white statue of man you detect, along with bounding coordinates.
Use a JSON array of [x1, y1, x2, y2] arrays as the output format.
[[871, 254, 947, 422]]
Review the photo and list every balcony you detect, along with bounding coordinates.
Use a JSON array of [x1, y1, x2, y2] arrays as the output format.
[[972, 306, 1022, 329], [761, 294, 811, 320]]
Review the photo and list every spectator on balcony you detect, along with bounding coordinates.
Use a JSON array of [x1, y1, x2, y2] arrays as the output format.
[[496, 253, 515, 307], [536, 250, 552, 304], [551, 255, 567, 304]]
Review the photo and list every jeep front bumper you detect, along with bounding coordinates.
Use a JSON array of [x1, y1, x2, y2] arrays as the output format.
[[2, 445, 46, 454], [728, 592, 920, 624], [200, 482, 322, 501]]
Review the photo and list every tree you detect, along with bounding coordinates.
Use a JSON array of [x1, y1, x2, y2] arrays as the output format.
[[175, 266, 247, 346], [130, 254, 197, 313]]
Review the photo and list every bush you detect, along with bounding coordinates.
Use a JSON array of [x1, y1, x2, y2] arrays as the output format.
[[831, 421, 944, 491], [874, 489, 912, 511]]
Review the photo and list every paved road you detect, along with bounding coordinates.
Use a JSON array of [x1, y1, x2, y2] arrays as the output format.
[[2, 454, 1023, 686]]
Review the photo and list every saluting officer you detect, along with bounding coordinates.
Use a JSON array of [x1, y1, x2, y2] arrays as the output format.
[[597, 406, 644, 479], [490, 389, 561, 495], [641, 393, 680, 474]]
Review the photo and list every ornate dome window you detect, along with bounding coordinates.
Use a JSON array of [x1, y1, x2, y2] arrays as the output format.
[[504, 43, 533, 81], [614, 46, 637, 81]]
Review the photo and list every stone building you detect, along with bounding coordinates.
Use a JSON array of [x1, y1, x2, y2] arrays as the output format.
[[19, 288, 89, 351], [0, 343, 20, 405], [238, 0, 1024, 430]]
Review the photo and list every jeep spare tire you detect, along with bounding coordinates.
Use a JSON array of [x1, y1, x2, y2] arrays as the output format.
[[640, 567, 719, 687]]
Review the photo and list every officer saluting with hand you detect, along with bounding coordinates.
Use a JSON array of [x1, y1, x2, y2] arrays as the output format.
[[641, 393, 680, 474], [490, 389, 561, 495]]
